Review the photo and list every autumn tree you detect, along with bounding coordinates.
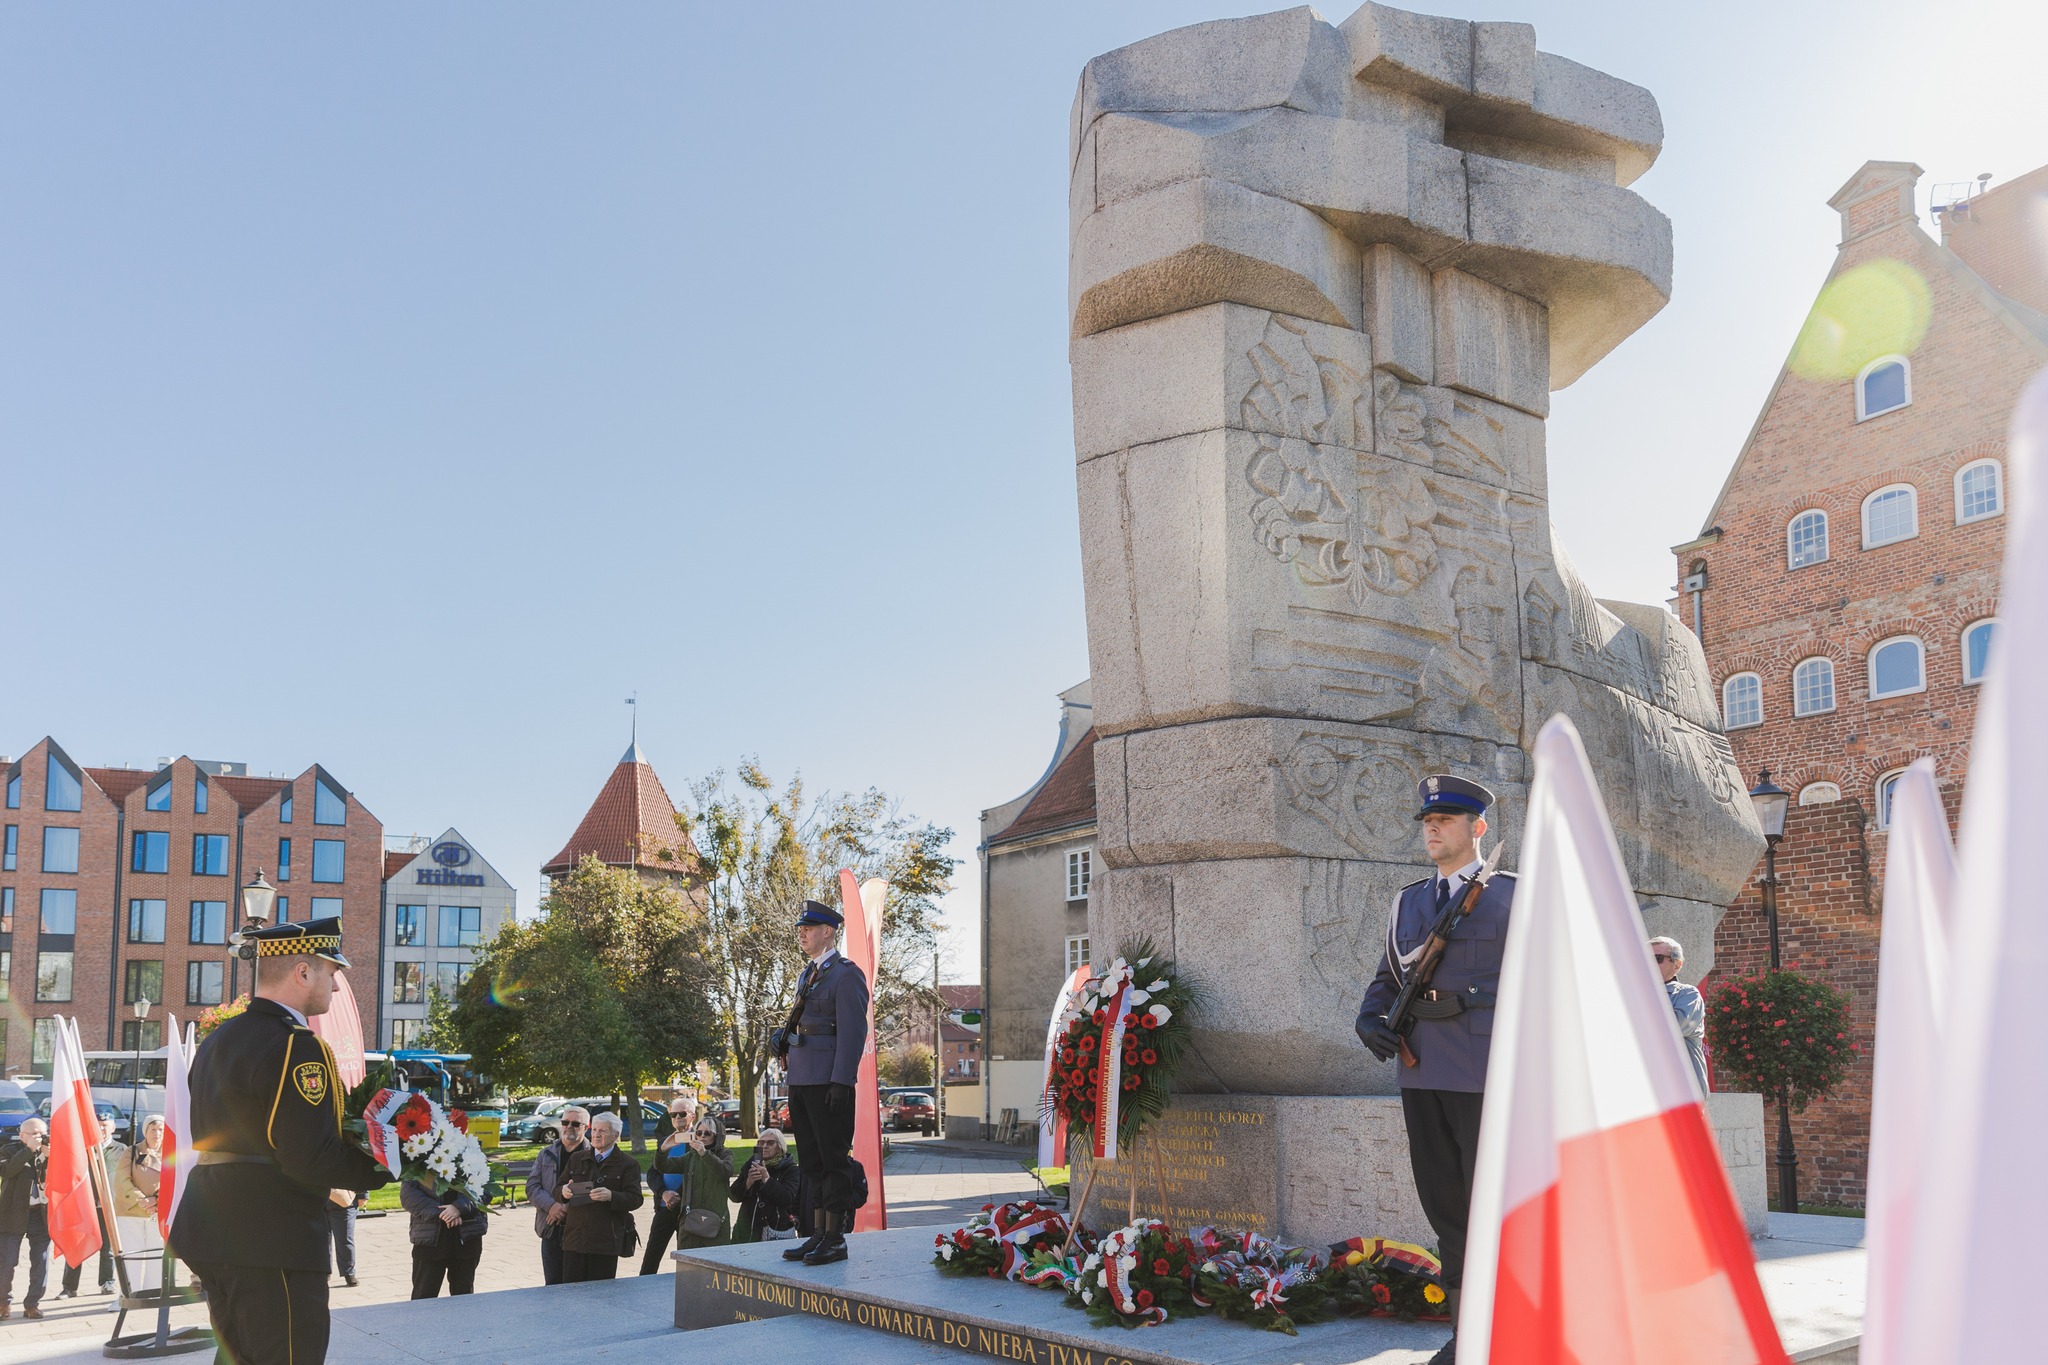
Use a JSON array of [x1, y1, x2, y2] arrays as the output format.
[[681, 762, 956, 1138]]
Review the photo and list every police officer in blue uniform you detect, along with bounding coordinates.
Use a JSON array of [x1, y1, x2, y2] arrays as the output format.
[[172, 918, 387, 1365], [773, 899, 869, 1267], [1355, 776, 1514, 1365]]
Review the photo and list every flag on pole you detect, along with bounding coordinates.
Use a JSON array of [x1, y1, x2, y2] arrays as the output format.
[[159, 1017, 195, 1240], [309, 970, 368, 1090], [840, 868, 889, 1233], [1897, 371, 2048, 1365], [1459, 714, 1786, 1365], [1861, 759, 1954, 1365], [1038, 965, 1091, 1171], [46, 1017, 104, 1268]]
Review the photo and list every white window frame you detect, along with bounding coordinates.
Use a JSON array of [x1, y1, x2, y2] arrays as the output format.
[[1792, 657, 1837, 717], [1861, 484, 1920, 549], [1798, 782, 1841, 806], [1786, 510, 1830, 570], [1856, 354, 1912, 421], [1065, 847, 1092, 903], [1962, 618, 1997, 685], [1954, 458, 2004, 525], [1875, 768, 1910, 830], [1721, 672, 1763, 730], [1064, 935, 1090, 974], [1868, 635, 1927, 700]]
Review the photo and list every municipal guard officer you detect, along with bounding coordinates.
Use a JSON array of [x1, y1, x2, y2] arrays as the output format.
[[171, 918, 387, 1365], [1355, 776, 1515, 1365], [774, 899, 869, 1267]]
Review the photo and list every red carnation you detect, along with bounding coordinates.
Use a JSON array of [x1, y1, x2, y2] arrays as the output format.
[[1136, 1289, 1154, 1308], [1123, 1076, 1140, 1090], [1062, 1049, 1076, 1065], [1142, 1012, 1159, 1028], [1141, 1048, 1158, 1066], [1153, 1258, 1170, 1275], [392, 1098, 433, 1140], [1123, 1013, 1137, 1028], [449, 1110, 469, 1133], [1093, 1008, 1106, 1024], [1372, 1283, 1392, 1304], [1080, 1035, 1097, 1051]]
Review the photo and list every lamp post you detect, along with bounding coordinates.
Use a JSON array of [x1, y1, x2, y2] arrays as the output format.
[[1747, 769, 1795, 1215], [129, 998, 151, 1140], [232, 870, 277, 1003]]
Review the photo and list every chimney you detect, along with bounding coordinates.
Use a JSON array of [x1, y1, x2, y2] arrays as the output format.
[[1828, 160, 1925, 245]]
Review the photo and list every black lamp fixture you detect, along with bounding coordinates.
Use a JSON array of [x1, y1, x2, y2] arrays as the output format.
[[1748, 769, 1789, 844], [1747, 767, 1799, 1215]]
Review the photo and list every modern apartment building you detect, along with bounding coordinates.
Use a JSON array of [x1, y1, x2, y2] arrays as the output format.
[[379, 828, 517, 1050], [0, 738, 384, 1073]]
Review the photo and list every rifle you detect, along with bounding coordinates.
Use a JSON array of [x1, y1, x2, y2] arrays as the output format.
[[1386, 841, 1504, 1068]]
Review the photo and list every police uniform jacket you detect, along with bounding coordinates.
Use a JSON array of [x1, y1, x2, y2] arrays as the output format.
[[170, 997, 386, 1272], [1356, 868, 1516, 1094], [784, 951, 869, 1088]]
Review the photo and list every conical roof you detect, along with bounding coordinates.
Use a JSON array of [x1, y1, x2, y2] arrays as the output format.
[[542, 747, 699, 877]]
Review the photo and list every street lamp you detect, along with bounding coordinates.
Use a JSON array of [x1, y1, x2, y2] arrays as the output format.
[[129, 998, 151, 1139], [1746, 769, 1797, 1215], [231, 869, 276, 1001]]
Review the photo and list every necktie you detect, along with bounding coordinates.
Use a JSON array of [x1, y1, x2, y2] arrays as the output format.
[[1435, 878, 1451, 915]]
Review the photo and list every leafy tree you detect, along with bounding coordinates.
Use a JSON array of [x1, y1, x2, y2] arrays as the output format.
[[680, 762, 957, 1138], [450, 857, 719, 1148], [418, 985, 460, 1053], [880, 1042, 935, 1088], [1704, 969, 1857, 1111]]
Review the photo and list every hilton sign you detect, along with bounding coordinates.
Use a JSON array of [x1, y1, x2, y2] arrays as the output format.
[[416, 840, 485, 887]]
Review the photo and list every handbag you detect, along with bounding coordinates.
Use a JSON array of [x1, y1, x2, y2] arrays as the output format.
[[680, 1161, 721, 1241]]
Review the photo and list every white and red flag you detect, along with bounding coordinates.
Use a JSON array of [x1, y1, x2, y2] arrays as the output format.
[[46, 1017, 104, 1268], [1038, 964, 1091, 1171], [309, 971, 368, 1090], [1861, 759, 1954, 1365], [158, 1017, 195, 1239], [1897, 371, 2048, 1365], [840, 868, 889, 1233], [1458, 715, 1786, 1365]]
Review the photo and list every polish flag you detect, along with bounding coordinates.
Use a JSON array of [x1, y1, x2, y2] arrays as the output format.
[[46, 1017, 104, 1268], [159, 1018, 196, 1240], [1861, 760, 1954, 1365], [840, 868, 889, 1233], [1898, 372, 2048, 1365], [309, 971, 367, 1089], [1458, 715, 1787, 1365]]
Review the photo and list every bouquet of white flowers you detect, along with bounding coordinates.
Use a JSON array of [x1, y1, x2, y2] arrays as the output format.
[[348, 1083, 506, 1206]]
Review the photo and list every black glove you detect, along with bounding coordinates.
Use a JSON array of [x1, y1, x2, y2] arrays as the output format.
[[1357, 1015, 1401, 1062], [827, 1083, 855, 1115]]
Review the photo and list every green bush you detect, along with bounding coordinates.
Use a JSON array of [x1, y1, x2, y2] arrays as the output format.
[[1704, 969, 1856, 1111]]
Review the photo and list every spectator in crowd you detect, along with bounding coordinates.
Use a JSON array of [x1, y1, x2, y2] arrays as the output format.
[[326, 1188, 363, 1288], [641, 1114, 730, 1273], [558, 1111, 644, 1282], [109, 1115, 165, 1293], [0, 1119, 51, 1319], [1652, 936, 1710, 1094], [525, 1104, 589, 1286], [400, 1178, 488, 1299], [58, 1115, 121, 1298], [654, 1096, 696, 1145], [729, 1128, 800, 1244]]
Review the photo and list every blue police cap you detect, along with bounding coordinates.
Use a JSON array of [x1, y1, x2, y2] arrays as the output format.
[[1414, 774, 1495, 821], [796, 899, 843, 929]]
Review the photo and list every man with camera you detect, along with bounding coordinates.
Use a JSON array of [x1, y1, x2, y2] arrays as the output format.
[[771, 899, 868, 1267], [0, 1118, 52, 1319]]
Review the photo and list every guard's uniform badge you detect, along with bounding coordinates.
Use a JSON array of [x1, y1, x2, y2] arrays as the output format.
[[293, 1061, 329, 1106]]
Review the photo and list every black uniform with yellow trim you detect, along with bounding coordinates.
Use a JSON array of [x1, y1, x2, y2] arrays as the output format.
[[170, 918, 386, 1365]]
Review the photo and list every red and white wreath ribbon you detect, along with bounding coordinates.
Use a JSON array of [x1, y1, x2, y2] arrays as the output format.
[[1038, 965, 1090, 1170], [990, 1201, 1067, 1280], [1092, 981, 1132, 1160]]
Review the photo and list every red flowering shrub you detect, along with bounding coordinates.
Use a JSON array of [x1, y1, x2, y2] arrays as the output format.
[[1704, 969, 1855, 1111]]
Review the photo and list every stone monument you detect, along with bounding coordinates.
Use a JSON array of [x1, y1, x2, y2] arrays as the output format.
[[1070, 4, 1768, 1242]]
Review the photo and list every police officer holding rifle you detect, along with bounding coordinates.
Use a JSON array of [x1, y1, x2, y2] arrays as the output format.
[[1355, 776, 1515, 1365], [768, 899, 868, 1267]]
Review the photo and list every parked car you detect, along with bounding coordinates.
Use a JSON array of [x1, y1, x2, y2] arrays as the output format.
[[0, 1084, 37, 1143], [765, 1098, 790, 1130], [32, 1098, 133, 1145], [515, 1096, 667, 1145], [710, 1099, 743, 1133], [884, 1089, 937, 1136]]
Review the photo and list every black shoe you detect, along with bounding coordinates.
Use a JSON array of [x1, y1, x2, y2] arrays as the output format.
[[1425, 1337, 1456, 1365], [343, 1276, 358, 1287], [55, 1289, 76, 1300], [802, 1236, 848, 1266], [782, 1234, 824, 1262]]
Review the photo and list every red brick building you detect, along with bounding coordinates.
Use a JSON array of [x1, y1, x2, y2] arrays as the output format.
[[541, 740, 701, 891], [1, 738, 385, 1075], [1673, 160, 2047, 1205]]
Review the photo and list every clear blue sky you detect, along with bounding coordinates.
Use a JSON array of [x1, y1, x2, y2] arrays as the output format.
[[3, 1, 2039, 974]]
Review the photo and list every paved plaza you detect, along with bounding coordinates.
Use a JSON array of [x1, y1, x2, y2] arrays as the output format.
[[0, 1138, 1044, 1364]]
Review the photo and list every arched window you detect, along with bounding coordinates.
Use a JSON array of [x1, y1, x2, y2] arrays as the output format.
[[1869, 636, 1926, 699], [1722, 672, 1763, 729], [1955, 459, 2004, 524], [1876, 769, 1909, 830], [1787, 510, 1829, 569], [1963, 619, 1998, 685], [1799, 782, 1841, 806], [1863, 484, 1919, 548], [1793, 658, 1836, 716], [1857, 355, 1911, 420]]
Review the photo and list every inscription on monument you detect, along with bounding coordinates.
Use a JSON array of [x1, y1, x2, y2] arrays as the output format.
[[1073, 1100, 1279, 1235]]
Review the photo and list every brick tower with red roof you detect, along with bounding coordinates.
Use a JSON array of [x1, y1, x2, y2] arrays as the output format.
[[541, 740, 701, 892]]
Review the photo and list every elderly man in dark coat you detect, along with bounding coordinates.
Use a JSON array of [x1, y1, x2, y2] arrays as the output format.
[[774, 899, 869, 1267]]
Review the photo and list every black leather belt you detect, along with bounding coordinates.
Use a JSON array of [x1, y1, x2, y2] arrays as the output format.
[[1411, 989, 1497, 1020], [194, 1151, 275, 1167], [797, 1024, 837, 1036]]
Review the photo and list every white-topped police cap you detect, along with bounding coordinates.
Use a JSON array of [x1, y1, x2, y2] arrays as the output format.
[[1414, 774, 1495, 820]]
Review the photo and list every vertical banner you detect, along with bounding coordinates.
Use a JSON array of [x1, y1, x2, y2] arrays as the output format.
[[839, 868, 889, 1232], [159, 1018, 194, 1239], [309, 969, 368, 1089]]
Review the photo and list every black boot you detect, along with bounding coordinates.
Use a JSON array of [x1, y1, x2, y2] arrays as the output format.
[[802, 1233, 848, 1266], [783, 1209, 830, 1262]]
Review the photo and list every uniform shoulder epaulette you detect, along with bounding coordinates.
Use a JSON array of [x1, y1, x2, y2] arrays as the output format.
[[1400, 876, 1430, 891], [1491, 870, 1517, 881]]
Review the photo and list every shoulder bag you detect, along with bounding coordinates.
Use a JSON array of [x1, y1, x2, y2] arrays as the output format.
[[681, 1157, 722, 1241]]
